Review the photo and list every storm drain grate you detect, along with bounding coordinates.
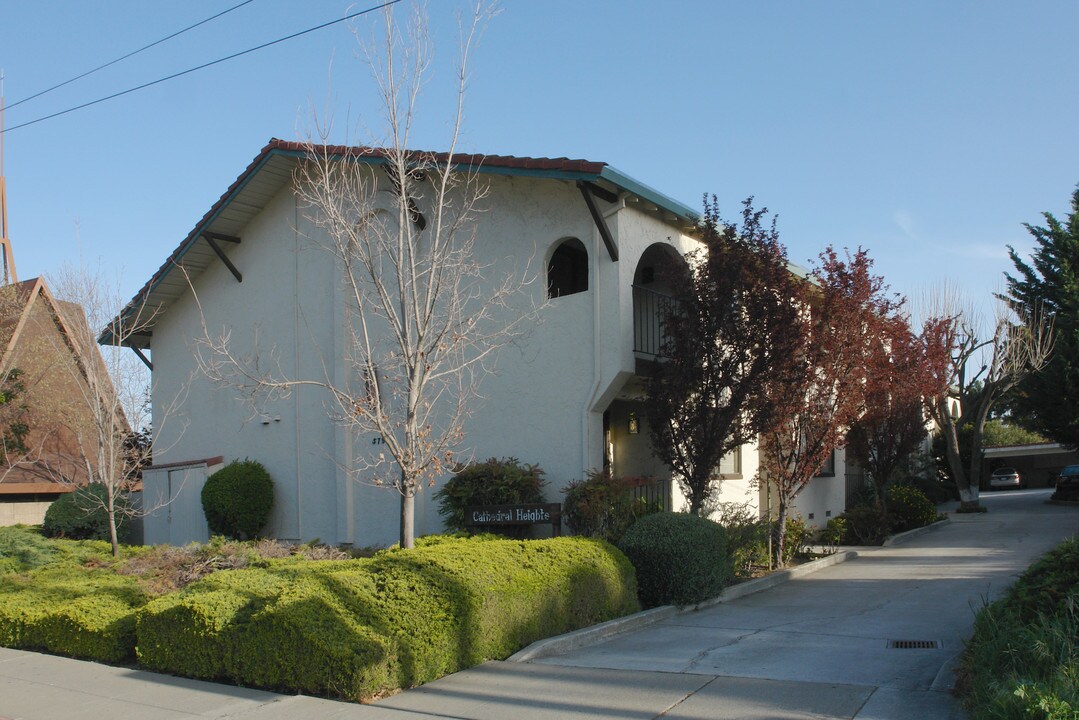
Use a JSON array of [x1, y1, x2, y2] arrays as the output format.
[[888, 639, 940, 649]]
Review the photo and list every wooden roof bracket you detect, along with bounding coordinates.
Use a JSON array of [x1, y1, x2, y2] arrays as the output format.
[[131, 346, 153, 371], [577, 181, 619, 262], [201, 231, 242, 282]]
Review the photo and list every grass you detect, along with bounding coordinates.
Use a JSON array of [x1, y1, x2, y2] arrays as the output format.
[[958, 538, 1079, 719]]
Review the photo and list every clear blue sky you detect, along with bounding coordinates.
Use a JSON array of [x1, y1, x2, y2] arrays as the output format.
[[2, 1, 1077, 318]]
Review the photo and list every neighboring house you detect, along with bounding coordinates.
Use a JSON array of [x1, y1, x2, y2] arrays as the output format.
[[0, 274, 120, 525], [111, 139, 848, 547]]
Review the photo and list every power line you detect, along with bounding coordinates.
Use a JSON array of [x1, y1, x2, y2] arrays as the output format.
[[7, 0, 257, 111], [1, 0, 401, 135]]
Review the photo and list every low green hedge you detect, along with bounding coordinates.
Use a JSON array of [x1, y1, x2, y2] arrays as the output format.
[[0, 566, 147, 662], [619, 512, 732, 608], [137, 536, 637, 700]]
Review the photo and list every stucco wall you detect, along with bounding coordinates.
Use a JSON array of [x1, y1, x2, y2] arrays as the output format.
[[151, 183, 344, 543], [775, 446, 850, 529], [148, 164, 767, 547]]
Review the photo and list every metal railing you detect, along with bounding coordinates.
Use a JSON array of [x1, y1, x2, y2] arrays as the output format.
[[629, 477, 672, 512], [632, 285, 675, 356]]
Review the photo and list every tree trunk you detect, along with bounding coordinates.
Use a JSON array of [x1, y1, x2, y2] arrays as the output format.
[[936, 403, 976, 508], [400, 483, 415, 549], [689, 477, 706, 517], [964, 398, 994, 510], [771, 499, 789, 569], [107, 491, 120, 558]]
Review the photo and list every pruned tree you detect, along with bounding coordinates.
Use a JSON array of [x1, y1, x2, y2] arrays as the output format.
[[47, 261, 179, 556], [846, 312, 953, 505], [759, 248, 899, 567], [922, 287, 1052, 509], [1003, 186, 1079, 447], [195, 3, 535, 549], [647, 196, 804, 516]]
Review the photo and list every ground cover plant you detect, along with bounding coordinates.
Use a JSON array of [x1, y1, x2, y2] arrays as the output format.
[[959, 538, 1079, 719], [0, 526, 637, 701]]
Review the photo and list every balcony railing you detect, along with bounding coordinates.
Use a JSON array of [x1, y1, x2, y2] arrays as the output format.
[[632, 285, 675, 356]]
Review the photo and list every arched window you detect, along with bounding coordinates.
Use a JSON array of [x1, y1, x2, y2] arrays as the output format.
[[547, 238, 588, 298]]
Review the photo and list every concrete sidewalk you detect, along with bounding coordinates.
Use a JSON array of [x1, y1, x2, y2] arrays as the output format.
[[2, 488, 1075, 720]]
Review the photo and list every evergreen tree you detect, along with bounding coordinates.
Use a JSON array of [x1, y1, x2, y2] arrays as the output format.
[[1004, 186, 1079, 448]]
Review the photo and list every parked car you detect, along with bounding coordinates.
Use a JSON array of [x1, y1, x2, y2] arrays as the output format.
[[989, 467, 1022, 490], [1053, 465, 1079, 500]]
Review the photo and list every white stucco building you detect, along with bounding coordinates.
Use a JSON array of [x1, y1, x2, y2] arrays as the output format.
[[112, 139, 849, 547]]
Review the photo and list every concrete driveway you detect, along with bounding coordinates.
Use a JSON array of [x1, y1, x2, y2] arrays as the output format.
[[1, 489, 1074, 719], [377, 488, 1077, 720]]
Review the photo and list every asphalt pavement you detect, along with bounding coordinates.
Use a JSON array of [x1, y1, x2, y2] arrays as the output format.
[[1, 488, 1075, 720]]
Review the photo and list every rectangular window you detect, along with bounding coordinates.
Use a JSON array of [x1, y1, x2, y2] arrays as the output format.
[[719, 446, 742, 477], [816, 450, 836, 478]]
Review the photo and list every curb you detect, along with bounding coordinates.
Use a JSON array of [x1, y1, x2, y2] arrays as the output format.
[[508, 550, 858, 663], [882, 516, 950, 546]]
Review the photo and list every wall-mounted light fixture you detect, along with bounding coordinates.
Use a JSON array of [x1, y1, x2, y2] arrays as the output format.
[[628, 412, 639, 435]]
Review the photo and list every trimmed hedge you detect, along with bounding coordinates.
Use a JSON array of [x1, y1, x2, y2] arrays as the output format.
[[0, 566, 147, 662], [619, 512, 732, 608], [136, 536, 637, 700]]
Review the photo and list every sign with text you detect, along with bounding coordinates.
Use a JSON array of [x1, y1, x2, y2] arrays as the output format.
[[466, 503, 562, 532]]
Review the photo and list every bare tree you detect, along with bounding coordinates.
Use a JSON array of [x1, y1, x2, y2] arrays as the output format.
[[922, 287, 1052, 509], [196, 3, 537, 549], [47, 261, 183, 556]]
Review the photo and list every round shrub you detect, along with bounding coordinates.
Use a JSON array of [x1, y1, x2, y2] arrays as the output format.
[[434, 458, 546, 533], [201, 460, 274, 540], [562, 471, 661, 543], [618, 512, 731, 608], [42, 484, 133, 543], [885, 484, 938, 533]]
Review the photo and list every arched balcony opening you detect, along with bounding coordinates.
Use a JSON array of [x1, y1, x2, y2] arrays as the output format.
[[632, 243, 686, 357]]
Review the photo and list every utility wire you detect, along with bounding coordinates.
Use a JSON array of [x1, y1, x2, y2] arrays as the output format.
[[2, 0, 401, 135], [6, 0, 257, 111]]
